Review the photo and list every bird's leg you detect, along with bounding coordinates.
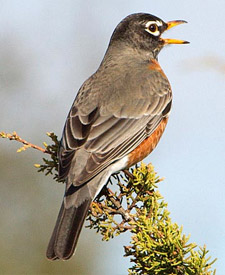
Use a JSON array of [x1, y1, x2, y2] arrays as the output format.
[[123, 169, 134, 179]]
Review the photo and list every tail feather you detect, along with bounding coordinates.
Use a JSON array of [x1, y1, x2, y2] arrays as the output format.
[[46, 198, 92, 260]]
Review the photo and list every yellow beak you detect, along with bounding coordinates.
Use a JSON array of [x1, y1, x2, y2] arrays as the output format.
[[161, 20, 189, 45]]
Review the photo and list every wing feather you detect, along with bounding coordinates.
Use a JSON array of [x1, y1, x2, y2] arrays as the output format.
[[59, 66, 172, 186]]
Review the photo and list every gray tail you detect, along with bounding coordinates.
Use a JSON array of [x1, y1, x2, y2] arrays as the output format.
[[46, 198, 92, 260]]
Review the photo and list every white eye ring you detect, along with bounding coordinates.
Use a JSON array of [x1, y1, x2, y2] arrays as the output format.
[[145, 20, 162, 36]]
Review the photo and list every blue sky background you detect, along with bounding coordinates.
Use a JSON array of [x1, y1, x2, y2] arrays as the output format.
[[0, 1, 224, 274]]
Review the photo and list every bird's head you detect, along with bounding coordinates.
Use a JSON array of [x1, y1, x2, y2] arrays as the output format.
[[110, 13, 189, 58]]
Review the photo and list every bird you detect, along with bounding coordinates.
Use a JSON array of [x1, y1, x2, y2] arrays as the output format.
[[46, 13, 188, 261]]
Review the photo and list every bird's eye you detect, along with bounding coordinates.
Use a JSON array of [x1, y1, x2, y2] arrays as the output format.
[[149, 23, 157, 33], [145, 21, 161, 36]]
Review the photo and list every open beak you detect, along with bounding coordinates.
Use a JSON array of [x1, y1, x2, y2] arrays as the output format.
[[161, 20, 189, 45]]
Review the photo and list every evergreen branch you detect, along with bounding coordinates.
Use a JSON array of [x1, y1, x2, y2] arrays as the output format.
[[0, 131, 47, 153], [0, 131, 62, 182], [1, 130, 217, 274]]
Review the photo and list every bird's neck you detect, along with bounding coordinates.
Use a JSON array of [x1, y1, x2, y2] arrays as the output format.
[[100, 42, 158, 68]]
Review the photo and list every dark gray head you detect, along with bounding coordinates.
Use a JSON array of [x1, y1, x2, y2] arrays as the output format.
[[109, 13, 188, 58]]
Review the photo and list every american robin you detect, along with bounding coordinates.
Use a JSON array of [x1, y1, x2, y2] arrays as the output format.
[[46, 13, 188, 260]]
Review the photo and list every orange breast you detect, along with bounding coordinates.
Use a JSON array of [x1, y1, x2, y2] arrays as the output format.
[[148, 59, 167, 78], [127, 117, 168, 167]]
